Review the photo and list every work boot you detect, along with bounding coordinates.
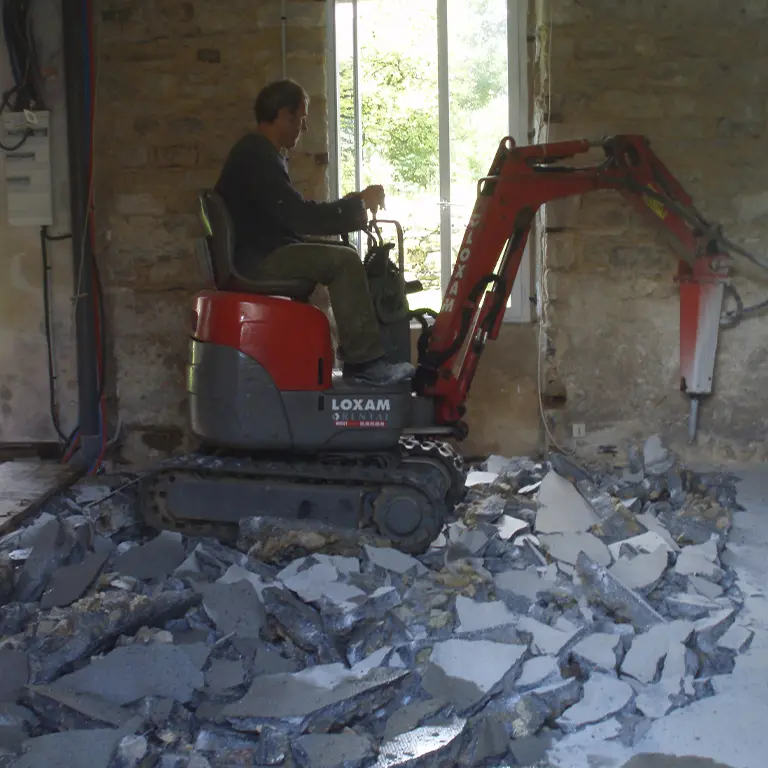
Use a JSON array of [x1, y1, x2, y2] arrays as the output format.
[[342, 358, 416, 387]]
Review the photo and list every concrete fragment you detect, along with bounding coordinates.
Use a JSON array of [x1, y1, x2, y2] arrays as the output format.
[[635, 682, 677, 720], [216, 564, 269, 597], [675, 549, 723, 581], [515, 656, 562, 691], [113, 734, 148, 768], [465, 471, 498, 487], [374, 718, 467, 767], [608, 531, 677, 559], [51, 643, 207, 705], [643, 434, 674, 475], [112, 532, 185, 581], [0, 651, 28, 702], [517, 616, 581, 657], [205, 659, 245, 692], [383, 698, 451, 741], [364, 546, 427, 576], [11, 727, 129, 768], [661, 642, 699, 681], [617, 713, 652, 747], [620, 621, 694, 684], [717, 623, 754, 653], [292, 733, 375, 768], [664, 593, 720, 620], [351, 646, 392, 674], [493, 567, 546, 603], [459, 714, 509, 765], [535, 472, 599, 534], [634, 514, 681, 552], [570, 633, 623, 672], [688, 575, 724, 600], [23, 685, 133, 729], [476, 692, 550, 740], [39, 551, 109, 609], [201, 580, 265, 639], [222, 666, 408, 734], [507, 732, 555, 766], [0, 555, 13, 606], [14, 520, 75, 603], [609, 545, 668, 593], [455, 596, 517, 633], [577, 552, 665, 631], [693, 608, 736, 651], [282, 562, 347, 602], [496, 515, 529, 540], [429, 639, 526, 695], [540, 532, 612, 567], [262, 586, 343, 663], [531, 677, 584, 719], [556, 673, 634, 733]]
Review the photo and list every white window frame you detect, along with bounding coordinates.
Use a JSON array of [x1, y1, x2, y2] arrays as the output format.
[[326, 0, 531, 323]]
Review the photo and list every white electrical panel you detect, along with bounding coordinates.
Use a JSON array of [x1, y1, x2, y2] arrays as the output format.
[[1, 109, 53, 227]]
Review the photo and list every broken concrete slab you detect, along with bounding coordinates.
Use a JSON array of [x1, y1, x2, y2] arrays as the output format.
[[717, 622, 754, 653], [50, 643, 207, 705], [530, 677, 584, 720], [200, 580, 265, 639], [570, 633, 623, 673], [281, 561, 345, 602], [204, 659, 245, 693], [539, 532, 612, 567], [455, 596, 517, 633], [112, 532, 185, 582], [664, 593, 720, 620], [577, 552, 666, 631], [14, 519, 75, 603], [39, 551, 109, 610], [608, 545, 668, 594], [10, 726, 130, 768], [216, 564, 269, 598], [556, 673, 634, 733], [635, 681, 678, 720], [692, 608, 736, 651], [465, 471, 499, 487], [496, 515, 529, 541], [515, 656, 562, 691], [688, 575, 724, 601], [0, 651, 28, 702], [374, 718, 467, 767], [493, 567, 547, 604], [608, 531, 678, 559], [643, 435, 675, 476], [291, 733, 375, 768], [23, 684, 133, 730], [535, 472, 599, 534], [634, 514, 681, 552], [517, 616, 581, 657], [382, 698, 451, 741], [221, 666, 409, 734], [620, 621, 694, 684], [364, 546, 427, 576], [675, 549, 724, 581]]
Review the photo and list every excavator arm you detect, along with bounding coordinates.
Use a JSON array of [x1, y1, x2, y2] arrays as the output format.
[[415, 134, 735, 441]]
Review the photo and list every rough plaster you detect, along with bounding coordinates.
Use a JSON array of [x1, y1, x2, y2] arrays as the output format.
[[0, 0, 77, 443]]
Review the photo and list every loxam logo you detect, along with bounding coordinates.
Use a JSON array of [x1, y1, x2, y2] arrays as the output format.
[[440, 214, 482, 314], [332, 398, 391, 412], [642, 184, 668, 220]]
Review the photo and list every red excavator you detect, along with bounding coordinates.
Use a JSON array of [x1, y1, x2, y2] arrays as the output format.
[[139, 134, 758, 553]]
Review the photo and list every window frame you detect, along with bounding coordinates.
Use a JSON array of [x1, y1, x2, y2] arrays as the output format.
[[326, 0, 531, 323]]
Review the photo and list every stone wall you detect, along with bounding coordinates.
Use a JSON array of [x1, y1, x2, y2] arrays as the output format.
[[94, 0, 328, 461], [0, 1, 77, 444], [534, 0, 768, 463]]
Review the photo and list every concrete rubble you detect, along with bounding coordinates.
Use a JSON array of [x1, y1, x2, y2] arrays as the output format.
[[0, 435, 751, 766]]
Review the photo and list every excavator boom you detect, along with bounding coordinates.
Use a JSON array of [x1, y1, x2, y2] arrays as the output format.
[[416, 134, 733, 441]]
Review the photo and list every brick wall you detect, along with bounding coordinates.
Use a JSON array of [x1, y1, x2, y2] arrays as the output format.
[[534, 0, 768, 462], [95, 0, 328, 461]]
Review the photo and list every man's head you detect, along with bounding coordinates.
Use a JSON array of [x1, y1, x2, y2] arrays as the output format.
[[254, 79, 309, 150]]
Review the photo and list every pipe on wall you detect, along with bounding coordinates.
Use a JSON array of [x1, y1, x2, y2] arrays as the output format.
[[61, 0, 101, 465]]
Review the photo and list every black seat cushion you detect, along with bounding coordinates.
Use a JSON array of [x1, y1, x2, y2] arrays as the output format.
[[227, 275, 317, 300]]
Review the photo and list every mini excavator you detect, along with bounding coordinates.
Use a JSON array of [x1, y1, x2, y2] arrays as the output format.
[[139, 134, 759, 553]]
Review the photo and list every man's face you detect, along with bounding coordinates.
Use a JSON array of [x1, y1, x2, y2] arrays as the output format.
[[279, 101, 308, 150]]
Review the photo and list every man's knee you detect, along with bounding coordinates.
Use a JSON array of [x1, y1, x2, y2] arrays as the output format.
[[320, 244, 364, 280]]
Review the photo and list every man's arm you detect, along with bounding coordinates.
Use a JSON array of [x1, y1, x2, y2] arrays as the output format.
[[240, 137, 367, 236]]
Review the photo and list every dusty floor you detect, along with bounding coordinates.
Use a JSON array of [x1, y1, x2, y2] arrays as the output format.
[[547, 467, 768, 768]]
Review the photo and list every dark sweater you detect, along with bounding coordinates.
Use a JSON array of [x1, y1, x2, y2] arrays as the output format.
[[214, 132, 367, 261]]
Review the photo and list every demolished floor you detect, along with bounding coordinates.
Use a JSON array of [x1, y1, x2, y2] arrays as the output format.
[[0, 438, 765, 768]]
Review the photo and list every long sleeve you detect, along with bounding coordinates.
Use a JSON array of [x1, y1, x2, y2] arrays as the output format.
[[239, 135, 367, 236]]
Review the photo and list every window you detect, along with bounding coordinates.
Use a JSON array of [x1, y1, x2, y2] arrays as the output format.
[[326, 0, 531, 322]]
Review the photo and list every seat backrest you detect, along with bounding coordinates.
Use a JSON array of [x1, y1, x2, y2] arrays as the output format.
[[198, 189, 235, 289]]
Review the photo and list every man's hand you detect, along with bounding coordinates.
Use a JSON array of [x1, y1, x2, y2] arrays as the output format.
[[359, 184, 386, 215]]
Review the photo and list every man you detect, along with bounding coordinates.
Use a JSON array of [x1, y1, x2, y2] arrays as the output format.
[[214, 79, 415, 388]]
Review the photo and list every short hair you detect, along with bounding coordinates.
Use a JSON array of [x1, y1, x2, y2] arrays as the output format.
[[254, 80, 309, 123]]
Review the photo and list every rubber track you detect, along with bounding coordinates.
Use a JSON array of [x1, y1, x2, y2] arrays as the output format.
[[139, 440, 465, 553]]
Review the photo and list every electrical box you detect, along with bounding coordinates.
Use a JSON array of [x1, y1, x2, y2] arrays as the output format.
[[1, 109, 53, 227]]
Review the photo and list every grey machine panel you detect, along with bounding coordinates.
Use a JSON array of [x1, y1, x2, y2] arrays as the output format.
[[188, 341, 418, 452]]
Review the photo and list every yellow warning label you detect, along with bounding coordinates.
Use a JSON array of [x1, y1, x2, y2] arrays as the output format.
[[642, 185, 668, 220]]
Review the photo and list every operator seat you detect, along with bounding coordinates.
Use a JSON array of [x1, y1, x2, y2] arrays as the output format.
[[197, 189, 316, 300]]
